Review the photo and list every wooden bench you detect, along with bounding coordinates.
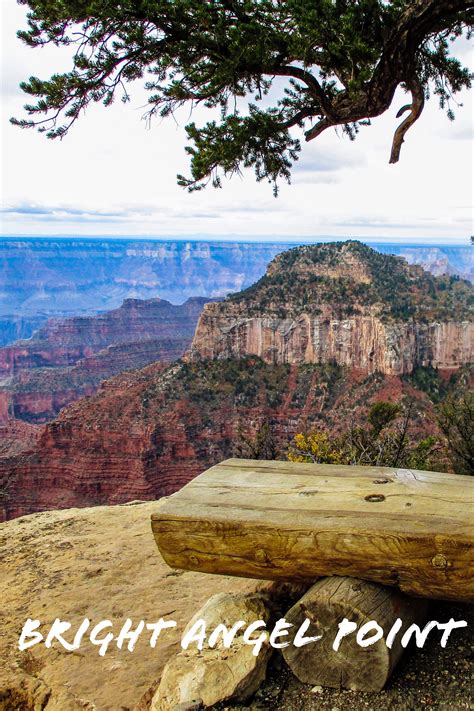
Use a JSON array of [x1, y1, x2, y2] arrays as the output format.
[[151, 458, 474, 602]]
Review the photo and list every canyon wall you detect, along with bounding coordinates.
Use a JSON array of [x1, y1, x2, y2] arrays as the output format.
[[190, 307, 473, 375], [1, 241, 471, 521], [0, 315, 48, 348], [376, 245, 473, 282], [0, 297, 208, 378], [0, 297, 210, 423], [2, 359, 440, 521], [189, 242, 473, 375], [0, 238, 291, 329]]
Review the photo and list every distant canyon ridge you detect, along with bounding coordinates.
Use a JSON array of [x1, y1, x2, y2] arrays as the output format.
[[0, 297, 210, 423], [0, 238, 471, 346]]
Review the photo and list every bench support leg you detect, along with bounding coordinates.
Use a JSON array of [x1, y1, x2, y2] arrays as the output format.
[[282, 576, 428, 692]]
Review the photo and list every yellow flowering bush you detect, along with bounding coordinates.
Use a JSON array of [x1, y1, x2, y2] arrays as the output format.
[[288, 432, 347, 465]]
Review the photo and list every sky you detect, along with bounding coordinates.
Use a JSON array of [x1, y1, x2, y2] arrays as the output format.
[[0, 0, 473, 243]]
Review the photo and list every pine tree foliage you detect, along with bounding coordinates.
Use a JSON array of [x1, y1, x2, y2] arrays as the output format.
[[12, 0, 474, 193], [438, 391, 474, 475]]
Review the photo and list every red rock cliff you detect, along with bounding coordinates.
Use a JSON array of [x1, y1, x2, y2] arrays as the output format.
[[0, 297, 209, 378], [2, 242, 471, 521], [1, 358, 454, 521], [0, 297, 210, 423]]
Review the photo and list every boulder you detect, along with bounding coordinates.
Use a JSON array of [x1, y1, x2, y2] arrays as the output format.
[[151, 592, 273, 710], [151, 639, 271, 710]]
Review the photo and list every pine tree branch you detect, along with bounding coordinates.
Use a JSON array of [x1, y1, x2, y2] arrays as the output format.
[[389, 77, 425, 163]]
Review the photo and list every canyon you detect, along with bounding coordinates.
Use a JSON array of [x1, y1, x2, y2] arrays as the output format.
[[0, 297, 209, 423], [0, 357, 446, 521], [1, 241, 471, 521], [1, 238, 471, 348], [0, 238, 292, 344]]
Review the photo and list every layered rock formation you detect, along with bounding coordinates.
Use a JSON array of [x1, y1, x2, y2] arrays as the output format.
[[191, 312, 472, 375], [376, 244, 473, 283], [0, 238, 292, 328], [0, 297, 210, 423], [1, 241, 471, 521], [0, 297, 209, 378], [1, 240, 472, 709], [1, 356, 458, 521], [0, 315, 48, 348], [0, 420, 41, 458], [2, 238, 471, 342], [189, 242, 473, 375]]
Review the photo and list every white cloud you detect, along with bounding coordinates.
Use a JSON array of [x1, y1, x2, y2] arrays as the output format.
[[1, 0, 472, 242]]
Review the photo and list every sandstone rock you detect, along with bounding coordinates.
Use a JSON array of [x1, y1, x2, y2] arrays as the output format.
[[188, 242, 473, 375], [182, 592, 271, 636], [151, 639, 271, 711], [190, 309, 472, 376], [170, 701, 203, 711], [0, 502, 266, 711], [0, 297, 208, 380], [151, 592, 274, 710], [2, 241, 470, 521], [1, 356, 456, 521], [0, 298, 208, 424], [0, 420, 41, 457]]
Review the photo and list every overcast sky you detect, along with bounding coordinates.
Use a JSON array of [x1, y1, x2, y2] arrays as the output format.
[[1, 0, 472, 243]]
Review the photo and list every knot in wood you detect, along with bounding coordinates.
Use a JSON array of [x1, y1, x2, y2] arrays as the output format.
[[365, 494, 386, 503], [431, 553, 448, 569], [189, 554, 200, 567], [373, 478, 392, 484], [255, 548, 268, 563]]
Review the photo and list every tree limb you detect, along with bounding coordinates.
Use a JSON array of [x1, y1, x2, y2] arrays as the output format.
[[389, 77, 425, 164], [12, 0, 474, 185], [305, 117, 331, 142], [267, 65, 334, 118]]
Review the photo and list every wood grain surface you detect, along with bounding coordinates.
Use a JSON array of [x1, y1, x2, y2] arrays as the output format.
[[151, 459, 474, 601]]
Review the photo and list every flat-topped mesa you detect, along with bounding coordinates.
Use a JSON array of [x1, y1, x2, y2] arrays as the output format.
[[188, 241, 473, 375]]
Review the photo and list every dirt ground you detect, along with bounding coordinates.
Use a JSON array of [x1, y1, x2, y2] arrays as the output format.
[[0, 502, 471, 711]]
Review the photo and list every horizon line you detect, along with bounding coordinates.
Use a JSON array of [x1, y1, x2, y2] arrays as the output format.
[[0, 234, 471, 246]]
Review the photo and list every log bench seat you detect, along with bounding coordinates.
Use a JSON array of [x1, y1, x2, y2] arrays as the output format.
[[151, 458, 474, 602]]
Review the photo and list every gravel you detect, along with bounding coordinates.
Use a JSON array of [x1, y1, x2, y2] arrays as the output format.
[[225, 601, 472, 711]]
